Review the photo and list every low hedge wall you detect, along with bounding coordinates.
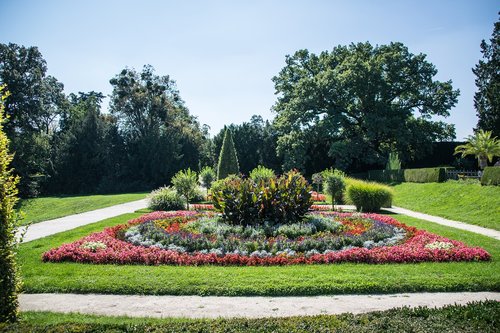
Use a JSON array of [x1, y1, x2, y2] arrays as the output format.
[[481, 167, 500, 186], [352, 168, 446, 183]]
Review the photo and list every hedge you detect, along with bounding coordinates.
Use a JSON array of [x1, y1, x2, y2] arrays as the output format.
[[403, 167, 446, 183], [481, 167, 500, 186]]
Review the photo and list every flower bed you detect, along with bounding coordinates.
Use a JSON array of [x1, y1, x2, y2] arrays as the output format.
[[42, 210, 490, 266]]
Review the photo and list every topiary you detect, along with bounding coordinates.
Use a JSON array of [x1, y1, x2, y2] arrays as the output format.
[[147, 186, 185, 211], [216, 127, 239, 180], [345, 178, 394, 212]]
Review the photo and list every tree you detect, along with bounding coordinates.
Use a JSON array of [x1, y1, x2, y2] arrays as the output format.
[[474, 14, 500, 137], [217, 127, 239, 179], [0, 85, 21, 322], [0, 43, 67, 196], [272, 42, 459, 172], [454, 130, 500, 169], [311, 172, 323, 192], [109, 65, 204, 188], [199, 166, 216, 195], [171, 168, 198, 210], [323, 169, 345, 208]]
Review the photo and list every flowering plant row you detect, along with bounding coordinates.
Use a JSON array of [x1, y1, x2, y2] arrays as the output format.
[[42, 211, 490, 266]]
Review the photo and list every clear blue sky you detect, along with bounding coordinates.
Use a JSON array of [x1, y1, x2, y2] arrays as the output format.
[[1, 0, 498, 139]]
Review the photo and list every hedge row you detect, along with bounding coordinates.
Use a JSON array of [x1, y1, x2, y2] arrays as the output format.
[[1, 301, 498, 333], [353, 168, 446, 183], [481, 167, 500, 186]]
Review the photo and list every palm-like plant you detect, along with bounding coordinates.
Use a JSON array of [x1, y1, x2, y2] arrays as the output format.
[[454, 130, 500, 169]]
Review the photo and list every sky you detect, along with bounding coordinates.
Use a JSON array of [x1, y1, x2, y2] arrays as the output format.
[[0, 0, 498, 139]]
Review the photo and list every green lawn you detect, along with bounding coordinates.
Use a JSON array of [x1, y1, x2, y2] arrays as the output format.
[[18, 212, 500, 296], [1, 302, 498, 333], [16, 192, 148, 226], [392, 181, 500, 231]]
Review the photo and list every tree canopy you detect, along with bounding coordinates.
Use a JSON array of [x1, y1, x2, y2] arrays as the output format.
[[272, 42, 459, 172], [474, 14, 500, 137]]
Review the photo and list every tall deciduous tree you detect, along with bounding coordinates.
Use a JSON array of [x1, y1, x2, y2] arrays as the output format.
[[474, 14, 500, 137], [272, 42, 459, 172], [217, 127, 239, 179], [0, 43, 67, 196], [0, 85, 21, 322]]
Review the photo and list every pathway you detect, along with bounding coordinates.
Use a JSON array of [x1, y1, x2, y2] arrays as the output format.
[[384, 206, 500, 240], [19, 292, 500, 318], [18, 199, 148, 242]]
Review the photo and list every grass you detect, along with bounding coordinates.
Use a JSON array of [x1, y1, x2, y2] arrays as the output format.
[[1, 301, 498, 332], [392, 181, 500, 231], [16, 192, 148, 226], [18, 212, 500, 296]]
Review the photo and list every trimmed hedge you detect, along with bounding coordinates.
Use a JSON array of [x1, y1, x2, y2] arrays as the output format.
[[367, 169, 404, 183], [345, 178, 394, 212], [404, 167, 446, 183], [481, 166, 500, 186], [2, 301, 498, 333]]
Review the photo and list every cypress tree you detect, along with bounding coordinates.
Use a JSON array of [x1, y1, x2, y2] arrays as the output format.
[[0, 85, 21, 323], [217, 127, 239, 179]]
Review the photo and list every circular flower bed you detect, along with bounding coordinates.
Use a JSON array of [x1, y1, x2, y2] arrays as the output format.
[[42, 210, 490, 266]]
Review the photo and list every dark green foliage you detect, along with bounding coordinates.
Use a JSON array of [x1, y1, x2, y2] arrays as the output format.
[[1, 301, 498, 333], [272, 42, 458, 172], [311, 172, 323, 192], [249, 165, 276, 184], [212, 171, 313, 226], [474, 14, 500, 137], [0, 86, 21, 323], [404, 168, 446, 183], [358, 170, 405, 183], [346, 179, 393, 212], [216, 127, 239, 180], [147, 186, 184, 211], [481, 166, 500, 186], [213, 115, 282, 175]]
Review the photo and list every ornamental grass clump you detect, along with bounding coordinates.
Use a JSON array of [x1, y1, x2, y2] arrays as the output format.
[[346, 178, 394, 212], [147, 186, 185, 211], [212, 170, 313, 226]]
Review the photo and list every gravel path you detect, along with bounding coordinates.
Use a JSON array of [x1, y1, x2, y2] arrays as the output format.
[[19, 292, 500, 318], [384, 206, 500, 240], [18, 199, 148, 242]]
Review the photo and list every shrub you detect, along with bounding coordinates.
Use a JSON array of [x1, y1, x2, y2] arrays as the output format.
[[216, 127, 239, 180], [0, 85, 22, 323], [147, 186, 185, 211], [212, 170, 313, 226], [172, 168, 198, 210], [199, 166, 216, 193], [311, 172, 323, 192], [366, 169, 405, 183], [403, 167, 446, 183], [323, 170, 345, 206], [346, 179, 394, 212], [386, 151, 401, 170], [481, 166, 500, 185], [249, 165, 276, 184]]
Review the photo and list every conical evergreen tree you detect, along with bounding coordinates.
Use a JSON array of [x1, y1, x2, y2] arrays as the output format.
[[217, 127, 239, 179], [0, 85, 21, 323]]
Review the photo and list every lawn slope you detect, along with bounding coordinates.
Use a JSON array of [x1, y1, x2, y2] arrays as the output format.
[[16, 192, 148, 225], [392, 181, 500, 231]]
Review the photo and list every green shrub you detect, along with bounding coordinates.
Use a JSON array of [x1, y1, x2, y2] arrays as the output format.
[[311, 172, 323, 192], [481, 166, 500, 186], [404, 167, 446, 183], [172, 168, 198, 210], [217, 127, 239, 180], [147, 186, 184, 211], [210, 174, 240, 196], [386, 151, 401, 170], [249, 165, 276, 184], [199, 166, 216, 192], [323, 170, 345, 206], [346, 178, 394, 212], [212, 171, 313, 226], [0, 86, 22, 323], [191, 187, 206, 203], [366, 169, 405, 183]]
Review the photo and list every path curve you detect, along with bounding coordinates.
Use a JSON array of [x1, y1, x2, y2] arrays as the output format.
[[384, 206, 500, 240], [18, 199, 148, 242], [19, 292, 500, 318]]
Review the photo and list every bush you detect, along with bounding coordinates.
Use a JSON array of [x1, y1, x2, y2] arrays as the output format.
[[346, 179, 394, 212], [404, 167, 446, 183], [249, 165, 276, 184], [481, 166, 500, 186], [323, 170, 345, 206], [366, 169, 405, 183], [147, 186, 185, 211], [212, 170, 313, 226], [191, 187, 206, 203], [171, 168, 198, 210], [199, 166, 216, 191]]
